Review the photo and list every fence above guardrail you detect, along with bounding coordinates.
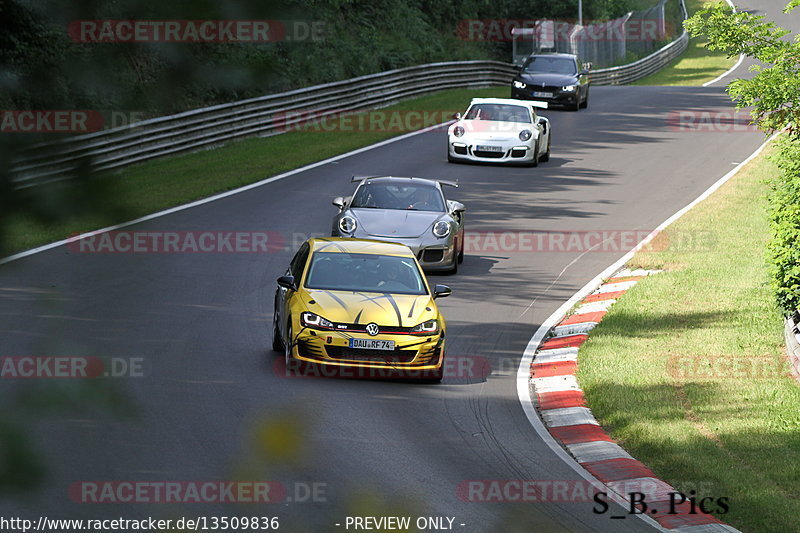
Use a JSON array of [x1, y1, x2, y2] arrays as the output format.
[[11, 16, 691, 189]]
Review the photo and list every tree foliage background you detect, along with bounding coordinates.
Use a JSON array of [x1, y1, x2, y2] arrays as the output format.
[[0, 0, 654, 254]]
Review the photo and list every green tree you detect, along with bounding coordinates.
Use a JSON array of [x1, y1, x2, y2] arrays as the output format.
[[684, 0, 800, 133]]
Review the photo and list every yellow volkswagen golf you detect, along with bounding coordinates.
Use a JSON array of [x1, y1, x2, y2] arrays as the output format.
[[272, 238, 451, 381]]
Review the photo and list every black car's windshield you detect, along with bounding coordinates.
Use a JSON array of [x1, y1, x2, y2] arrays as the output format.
[[523, 56, 577, 75], [305, 252, 428, 295], [350, 182, 445, 211], [464, 104, 531, 123]]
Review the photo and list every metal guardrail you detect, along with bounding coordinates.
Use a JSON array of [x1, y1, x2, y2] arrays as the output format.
[[785, 310, 800, 378], [11, 9, 691, 189], [11, 61, 516, 189]]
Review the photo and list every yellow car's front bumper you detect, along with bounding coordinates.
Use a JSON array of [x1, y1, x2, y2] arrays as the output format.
[[289, 327, 444, 375]]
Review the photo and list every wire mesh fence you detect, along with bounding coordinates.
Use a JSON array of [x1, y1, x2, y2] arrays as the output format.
[[512, 0, 685, 68]]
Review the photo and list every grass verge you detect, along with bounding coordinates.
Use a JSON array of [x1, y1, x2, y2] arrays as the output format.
[[4, 86, 507, 256], [576, 140, 800, 532], [632, 0, 737, 86]]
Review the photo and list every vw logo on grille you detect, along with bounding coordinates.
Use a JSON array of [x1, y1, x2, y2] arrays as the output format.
[[365, 323, 380, 336]]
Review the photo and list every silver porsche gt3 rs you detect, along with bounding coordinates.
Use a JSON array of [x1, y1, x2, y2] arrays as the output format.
[[331, 176, 466, 273]]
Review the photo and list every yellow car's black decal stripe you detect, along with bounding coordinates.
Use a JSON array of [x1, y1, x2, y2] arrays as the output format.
[[407, 297, 417, 318], [318, 290, 350, 311], [354, 309, 363, 324], [399, 339, 429, 349], [355, 292, 388, 311], [354, 292, 403, 326], [383, 293, 403, 327]]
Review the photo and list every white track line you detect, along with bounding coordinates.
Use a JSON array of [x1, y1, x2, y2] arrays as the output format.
[[516, 133, 775, 531], [0, 121, 454, 266], [702, 0, 745, 87]]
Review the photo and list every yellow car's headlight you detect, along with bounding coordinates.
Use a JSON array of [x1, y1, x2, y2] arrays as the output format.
[[301, 311, 334, 330], [410, 319, 439, 336]]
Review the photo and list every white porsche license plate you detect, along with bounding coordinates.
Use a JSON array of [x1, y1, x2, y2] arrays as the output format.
[[349, 338, 395, 350], [533, 91, 553, 98], [475, 145, 503, 152]]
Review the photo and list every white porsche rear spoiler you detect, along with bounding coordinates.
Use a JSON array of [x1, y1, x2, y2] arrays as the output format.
[[351, 175, 458, 187], [529, 101, 549, 109]]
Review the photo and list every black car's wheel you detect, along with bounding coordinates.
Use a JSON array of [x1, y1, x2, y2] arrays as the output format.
[[272, 298, 284, 352], [580, 90, 589, 109], [572, 97, 580, 111], [530, 140, 539, 167], [540, 136, 551, 162]]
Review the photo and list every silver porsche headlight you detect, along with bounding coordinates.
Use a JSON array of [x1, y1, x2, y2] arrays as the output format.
[[519, 129, 532, 141], [513, 80, 527, 89], [453, 125, 465, 137], [339, 215, 357, 234], [432, 220, 451, 238]]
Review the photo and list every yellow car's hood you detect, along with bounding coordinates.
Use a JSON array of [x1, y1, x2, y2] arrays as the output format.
[[301, 288, 437, 327]]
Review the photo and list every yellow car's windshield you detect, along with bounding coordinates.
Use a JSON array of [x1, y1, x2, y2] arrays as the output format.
[[305, 252, 428, 295]]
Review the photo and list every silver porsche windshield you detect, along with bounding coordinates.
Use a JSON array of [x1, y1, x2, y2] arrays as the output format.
[[464, 104, 531, 123], [350, 182, 445, 212], [304, 252, 428, 295], [523, 56, 577, 75]]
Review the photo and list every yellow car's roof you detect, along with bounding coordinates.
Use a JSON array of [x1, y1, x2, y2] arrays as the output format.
[[309, 237, 415, 258]]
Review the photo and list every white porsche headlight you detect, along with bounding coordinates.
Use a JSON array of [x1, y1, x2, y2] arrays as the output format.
[[432, 220, 451, 238], [339, 215, 357, 234], [513, 80, 527, 89], [519, 129, 532, 141], [453, 125, 465, 137]]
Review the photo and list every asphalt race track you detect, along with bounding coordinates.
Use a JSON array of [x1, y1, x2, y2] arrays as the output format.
[[2, 2, 798, 531]]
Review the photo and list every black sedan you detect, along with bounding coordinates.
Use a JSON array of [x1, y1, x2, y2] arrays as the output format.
[[510, 53, 590, 111]]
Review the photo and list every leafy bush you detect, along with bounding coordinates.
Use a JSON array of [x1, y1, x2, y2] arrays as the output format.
[[767, 135, 800, 314]]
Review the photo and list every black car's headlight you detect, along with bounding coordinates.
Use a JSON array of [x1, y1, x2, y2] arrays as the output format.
[[562, 85, 577, 91], [339, 215, 357, 234], [301, 312, 334, 330], [432, 220, 451, 238], [519, 129, 533, 141], [410, 319, 439, 336], [513, 80, 527, 89], [453, 125, 465, 137]]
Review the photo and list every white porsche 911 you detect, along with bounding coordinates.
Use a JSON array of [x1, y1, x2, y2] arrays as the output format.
[[447, 98, 551, 166]]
